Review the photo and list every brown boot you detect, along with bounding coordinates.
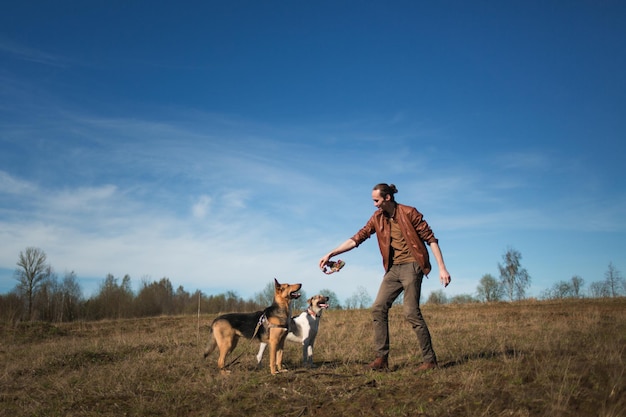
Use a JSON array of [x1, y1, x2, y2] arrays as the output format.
[[416, 361, 438, 371], [367, 355, 389, 371]]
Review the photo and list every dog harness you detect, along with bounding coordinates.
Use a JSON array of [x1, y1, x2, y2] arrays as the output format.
[[252, 312, 288, 339]]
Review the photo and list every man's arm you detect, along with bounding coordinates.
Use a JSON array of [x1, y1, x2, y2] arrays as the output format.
[[429, 241, 451, 287], [319, 239, 357, 270]]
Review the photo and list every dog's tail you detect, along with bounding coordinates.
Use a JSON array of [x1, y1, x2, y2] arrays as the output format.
[[203, 325, 217, 359]]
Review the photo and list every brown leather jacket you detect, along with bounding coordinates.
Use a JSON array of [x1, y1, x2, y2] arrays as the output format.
[[350, 203, 438, 274]]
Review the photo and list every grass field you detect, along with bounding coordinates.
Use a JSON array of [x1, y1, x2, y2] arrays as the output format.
[[1, 298, 624, 416]]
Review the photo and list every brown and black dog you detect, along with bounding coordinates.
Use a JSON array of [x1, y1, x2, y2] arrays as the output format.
[[203, 278, 302, 374]]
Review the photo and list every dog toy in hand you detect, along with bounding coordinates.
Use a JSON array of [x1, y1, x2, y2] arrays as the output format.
[[323, 260, 346, 275]]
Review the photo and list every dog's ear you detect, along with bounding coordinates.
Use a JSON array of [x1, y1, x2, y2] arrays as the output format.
[[274, 278, 280, 288], [307, 297, 313, 304]]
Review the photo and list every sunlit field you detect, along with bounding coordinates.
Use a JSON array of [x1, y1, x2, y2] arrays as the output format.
[[1, 298, 624, 417]]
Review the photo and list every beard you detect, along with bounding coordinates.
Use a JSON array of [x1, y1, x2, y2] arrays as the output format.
[[380, 201, 396, 217]]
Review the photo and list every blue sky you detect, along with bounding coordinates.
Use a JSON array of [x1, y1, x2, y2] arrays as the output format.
[[1, 1, 624, 304]]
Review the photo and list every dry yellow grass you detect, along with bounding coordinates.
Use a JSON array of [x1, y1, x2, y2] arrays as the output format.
[[1, 298, 624, 416]]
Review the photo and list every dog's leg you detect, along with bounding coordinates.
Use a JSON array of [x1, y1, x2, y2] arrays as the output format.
[[268, 328, 279, 374], [276, 336, 287, 373], [217, 336, 238, 374], [203, 329, 217, 359], [306, 343, 314, 366], [268, 327, 287, 374], [256, 342, 267, 366], [276, 348, 284, 372], [308, 332, 317, 366], [301, 340, 309, 364], [301, 339, 316, 367], [212, 321, 239, 374]]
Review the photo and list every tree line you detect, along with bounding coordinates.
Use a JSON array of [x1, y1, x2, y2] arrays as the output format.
[[2, 247, 354, 323], [427, 247, 625, 305], [1, 247, 270, 323], [2, 246, 624, 322]]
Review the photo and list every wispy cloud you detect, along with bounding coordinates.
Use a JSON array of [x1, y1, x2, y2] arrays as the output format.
[[0, 171, 37, 194], [191, 195, 212, 219], [53, 185, 118, 211], [0, 37, 68, 67], [495, 151, 552, 171]]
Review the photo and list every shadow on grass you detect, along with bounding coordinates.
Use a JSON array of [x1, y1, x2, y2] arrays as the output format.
[[220, 349, 522, 374], [441, 348, 521, 369]]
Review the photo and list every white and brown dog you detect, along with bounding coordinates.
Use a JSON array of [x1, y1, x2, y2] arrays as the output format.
[[256, 294, 330, 367]]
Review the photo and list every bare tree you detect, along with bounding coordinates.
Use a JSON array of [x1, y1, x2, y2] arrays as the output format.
[[59, 271, 83, 321], [89, 274, 134, 319], [589, 281, 610, 298], [254, 281, 276, 307], [604, 262, 624, 297], [498, 247, 531, 301], [173, 285, 192, 314], [33, 271, 59, 321], [344, 286, 372, 309], [570, 275, 584, 297], [476, 273, 503, 302], [14, 247, 52, 320], [543, 280, 574, 299], [0, 292, 23, 323], [587, 264, 624, 299]]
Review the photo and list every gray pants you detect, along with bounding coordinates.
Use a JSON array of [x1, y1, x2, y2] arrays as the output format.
[[371, 262, 437, 364]]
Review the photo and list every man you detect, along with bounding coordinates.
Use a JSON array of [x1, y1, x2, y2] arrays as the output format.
[[319, 183, 451, 371]]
